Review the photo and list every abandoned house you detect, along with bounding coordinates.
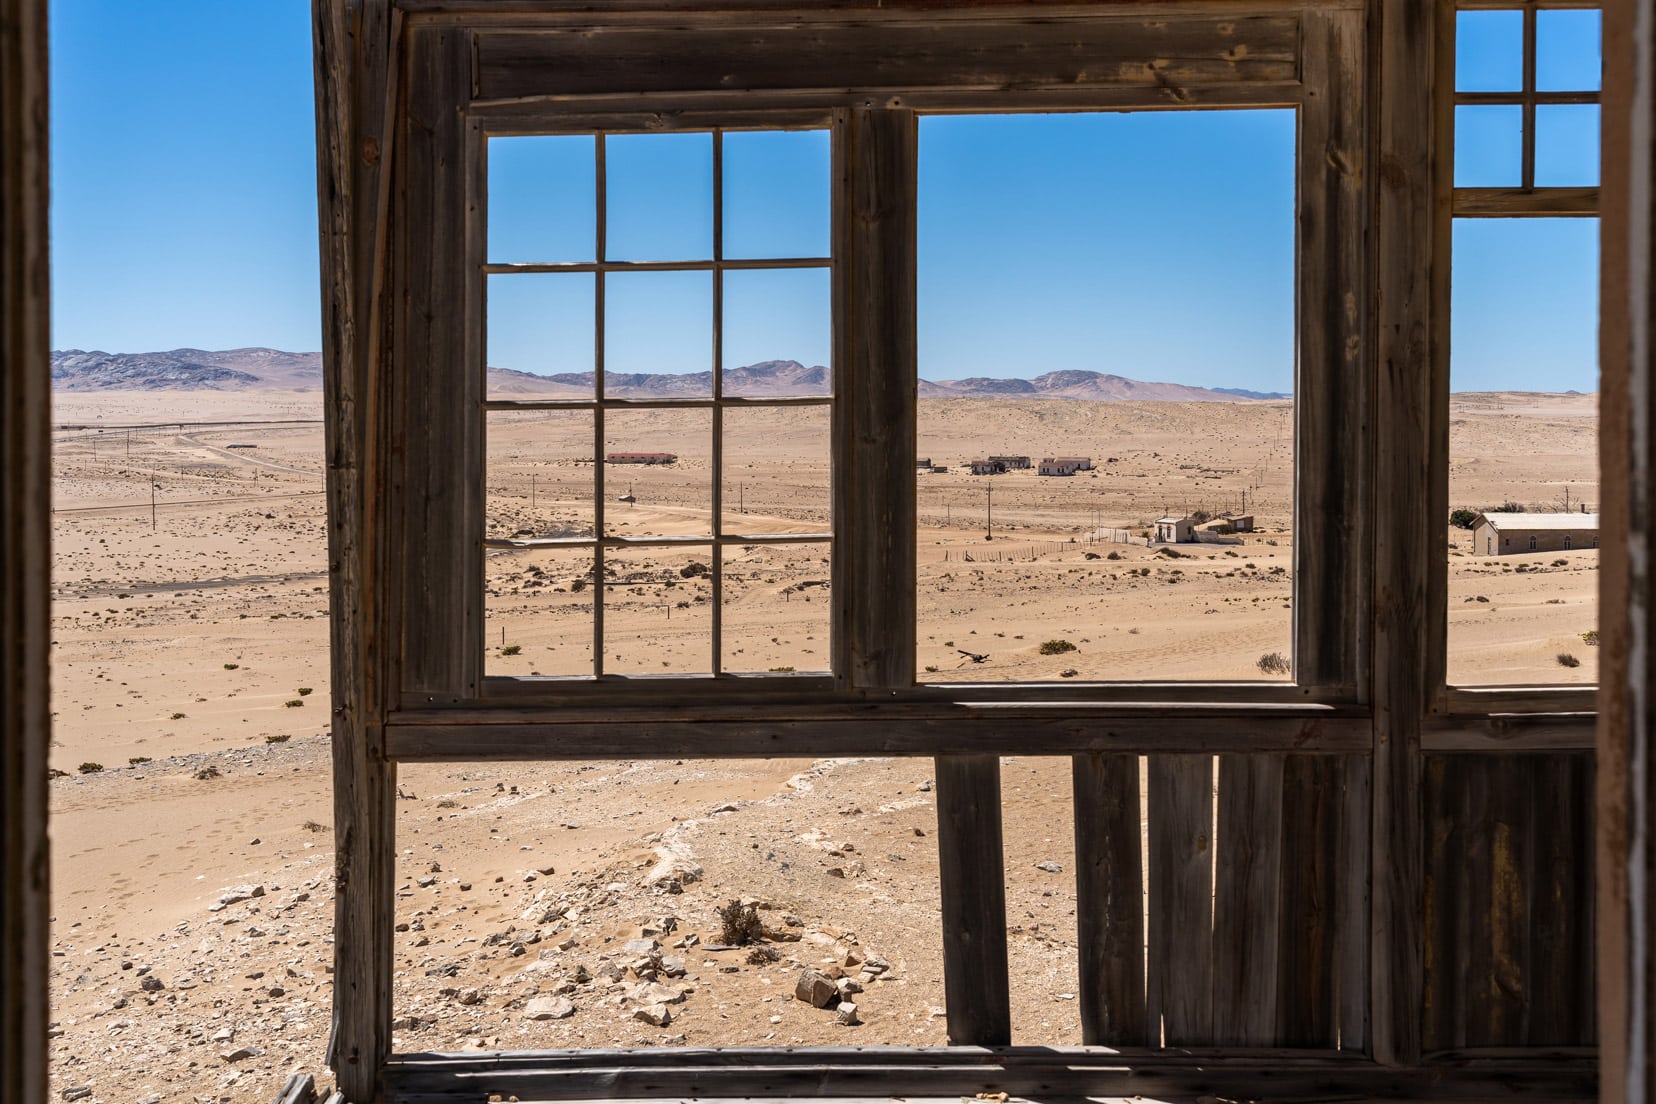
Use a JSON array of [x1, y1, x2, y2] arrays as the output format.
[[987, 455, 1031, 469], [969, 458, 1007, 475], [1471, 510, 1601, 555], [1154, 515, 1196, 544], [1037, 457, 1086, 476], [7, 1, 1656, 1104], [605, 451, 678, 465]]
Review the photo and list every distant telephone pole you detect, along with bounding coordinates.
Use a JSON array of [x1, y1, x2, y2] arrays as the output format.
[[985, 481, 994, 541]]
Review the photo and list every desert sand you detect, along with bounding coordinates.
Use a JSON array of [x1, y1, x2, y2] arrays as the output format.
[[46, 388, 1595, 1102]]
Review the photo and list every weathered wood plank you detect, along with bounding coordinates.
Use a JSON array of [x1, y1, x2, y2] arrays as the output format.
[[1275, 753, 1340, 1048], [1146, 754, 1214, 1045], [1071, 752, 1147, 1046], [834, 106, 916, 690], [0, 0, 51, 1098], [1526, 754, 1595, 1046], [1211, 755, 1283, 1046], [1335, 752, 1371, 1051], [1423, 755, 1465, 1052], [1421, 712, 1596, 752], [383, 709, 1374, 760], [1293, 7, 1366, 696], [1370, 0, 1436, 1067], [473, 16, 1300, 102], [399, 24, 481, 700], [1452, 186, 1599, 217], [934, 754, 1010, 1045], [313, 2, 401, 1098], [1597, 0, 1648, 1091]]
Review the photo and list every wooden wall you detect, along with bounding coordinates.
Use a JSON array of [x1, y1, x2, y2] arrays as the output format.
[[0, 0, 51, 1100]]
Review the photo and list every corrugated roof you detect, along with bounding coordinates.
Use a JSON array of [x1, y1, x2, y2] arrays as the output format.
[[1477, 512, 1599, 531]]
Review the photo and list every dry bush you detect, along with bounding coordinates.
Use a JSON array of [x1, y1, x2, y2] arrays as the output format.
[[1557, 653, 1581, 668], [1039, 639, 1077, 655], [716, 900, 764, 945], [1256, 652, 1290, 675]]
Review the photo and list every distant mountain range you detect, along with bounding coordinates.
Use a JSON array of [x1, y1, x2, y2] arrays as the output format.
[[50, 348, 1291, 402]]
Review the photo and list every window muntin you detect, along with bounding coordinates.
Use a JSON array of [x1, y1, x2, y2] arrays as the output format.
[[483, 129, 832, 679]]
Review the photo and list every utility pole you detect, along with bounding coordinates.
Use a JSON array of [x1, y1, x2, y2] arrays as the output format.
[[531, 474, 536, 509], [150, 463, 158, 532], [985, 480, 994, 541]]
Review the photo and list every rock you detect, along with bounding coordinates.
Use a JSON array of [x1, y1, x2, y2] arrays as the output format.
[[623, 938, 660, 955], [523, 996, 576, 1020], [221, 1044, 264, 1062], [642, 845, 702, 888], [61, 1087, 93, 1101], [625, 980, 685, 1005], [210, 1027, 234, 1043], [795, 968, 839, 1009], [835, 1001, 861, 1026], [1035, 860, 1063, 873], [457, 987, 482, 1005], [836, 976, 864, 998], [633, 1002, 672, 1027], [139, 975, 164, 992]]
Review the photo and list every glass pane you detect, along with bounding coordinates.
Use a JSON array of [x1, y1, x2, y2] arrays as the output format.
[[1449, 218, 1599, 685], [487, 135, 596, 263], [487, 409, 596, 543], [602, 544, 713, 675], [485, 546, 596, 676], [1537, 8, 1602, 92], [917, 111, 1294, 683], [605, 132, 713, 262], [721, 405, 831, 536], [1535, 103, 1600, 187], [487, 272, 595, 399], [722, 266, 831, 398], [721, 542, 831, 673], [604, 270, 712, 396], [1456, 9, 1525, 92], [723, 129, 831, 259], [604, 408, 713, 539], [1455, 104, 1524, 187]]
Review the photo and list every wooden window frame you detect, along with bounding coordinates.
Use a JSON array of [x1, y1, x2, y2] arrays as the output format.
[[1428, 0, 1601, 726], [384, 6, 1372, 765], [315, 0, 1601, 1099]]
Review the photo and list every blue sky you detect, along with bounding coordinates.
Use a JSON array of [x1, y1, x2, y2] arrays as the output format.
[[51, 1, 1600, 392]]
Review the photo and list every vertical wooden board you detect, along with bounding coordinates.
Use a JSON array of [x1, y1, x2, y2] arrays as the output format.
[[1468, 755, 1529, 1047], [1275, 754, 1340, 1048], [1146, 754, 1214, 1046], [1525, 753, 1596, 1046], [833, 107, 916, 691], [1072, 752, 1147, 1046], [0, 0, 51, 1098], [1293, 7, 1367, 694], [1210, 755, 1283, 1047], [934, 753, 1010, 1046], [1370, 0, 1436, 1067], [1422, 755, 1461, 1052], [1334, 753, 1371, 1052], [398, 25, 481, 700]]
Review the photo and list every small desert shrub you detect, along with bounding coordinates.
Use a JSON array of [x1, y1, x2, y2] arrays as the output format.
[[500, 645, 521, 656], [716, 900, 764, 945], [1106, 551, 1121, 560], [78, 762, 103, 774], [1583, 630, 1600, 646], [265, 734, 290, 744], [1256, 652, 1291, 675], [570, 576, 587, 592], [1449, 508, 1478, 530], [223, 663, 239, 670], [1552, 559, 1569, 568], [128, 756, 151, 766], [745, 945, 781, 965], [194, 765, 221, 780], [768, 666, 795, 673], [1557, 652, 1581, 668], [923, 665, 939, 673], [301, 819, 327, 833], [680, 561, 710, 579], [170, 712, 187, 720], [284, 699, 305, 708], [1039, 639, 1077, 655], [1059, 668, 1079, 678], [297, 686, 314, 696]]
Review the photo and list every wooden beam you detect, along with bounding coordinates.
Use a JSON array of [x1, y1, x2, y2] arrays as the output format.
[[312, 2, 401, 1099], [0, 0, 50, 1099], [1598, 0, 1651, 1094], [934, 754, 1011, 1046], [1147, 753, 1215, 1045], [472, 15, 1301, 102], [1452, 186, 1599, 218], [1369, 0, 1437, 1068]]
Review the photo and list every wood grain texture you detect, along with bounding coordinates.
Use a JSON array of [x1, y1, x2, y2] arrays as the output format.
[[1597, 0, 1646, 1091], [0, 0, 50, 1099], [1212, 755, 1283, 1046], [1370, 0, 1436, 1068], [1276, 754, 1341, 1047], [398, 24, 481, 700], [1072, 752, 1147, 1045], [1452, 186, 1599, 217], [934, 754, 1010, 1046], [834, 106, 916, 690], [313, 1, 401, 1098], [1147, 753, 1214, 1045], [473, 15, 1299, 102]]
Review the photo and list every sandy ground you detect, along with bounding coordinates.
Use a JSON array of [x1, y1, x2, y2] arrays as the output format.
[[46, 389, 1596, 1102]]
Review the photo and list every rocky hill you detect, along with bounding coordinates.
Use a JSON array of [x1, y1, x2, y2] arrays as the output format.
[[52, 349, 1288, 401]]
